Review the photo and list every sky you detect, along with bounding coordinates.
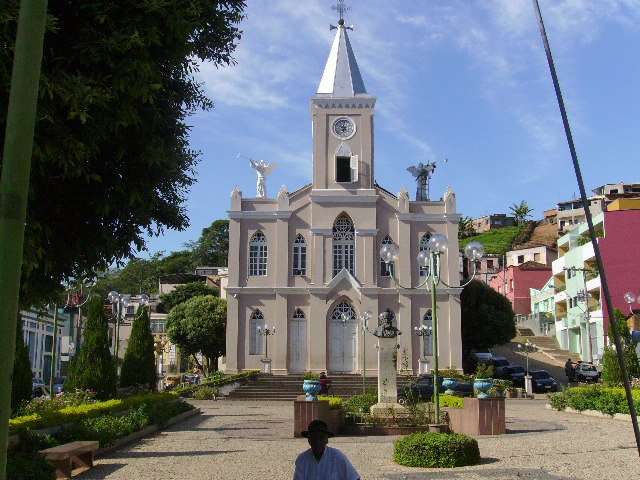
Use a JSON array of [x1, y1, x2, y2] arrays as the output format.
[[142, 0, 640, 258]]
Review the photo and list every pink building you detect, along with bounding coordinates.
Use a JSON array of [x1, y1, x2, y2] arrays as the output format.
[[489, 262, 552, 316]]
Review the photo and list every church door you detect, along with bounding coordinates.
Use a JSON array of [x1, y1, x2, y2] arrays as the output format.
[[328, 302, 357, 373], [289, 309, 307, 374]]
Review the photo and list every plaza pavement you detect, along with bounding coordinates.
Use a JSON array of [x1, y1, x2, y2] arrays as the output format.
[[83, 398, 639, 480]]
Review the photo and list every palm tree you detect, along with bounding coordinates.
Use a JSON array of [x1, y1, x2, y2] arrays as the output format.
[[510, 201, 534, 225]]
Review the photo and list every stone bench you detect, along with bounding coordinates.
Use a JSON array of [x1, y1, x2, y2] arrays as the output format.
[[40, 440, 99, 478]]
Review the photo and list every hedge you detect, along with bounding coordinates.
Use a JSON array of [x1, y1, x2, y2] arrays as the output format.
[[174, 370, 260, 395], [318, 396, 343, 409], [394, 432, 480, 467], [548, 385, 640, 416]]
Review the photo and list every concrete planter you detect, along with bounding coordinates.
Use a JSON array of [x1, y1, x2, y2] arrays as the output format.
[[293, 400, 345, 437]]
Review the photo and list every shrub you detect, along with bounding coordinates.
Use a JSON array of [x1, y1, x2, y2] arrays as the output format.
[[394, 432, 480, 468], [194, 386, 218, 400], [547, 391, 568, 411], [440, 395, 464, 409], [12, 315, 33, 414], [344, 392, 378, 414], [547, 385, 640, 416], [174, 370, 259, 396], [318, 396, 343, 409], [15, 390, 99, 418], [303, 371, 320, 380], [475, 362, 494, 379], [147, 400, 193, 426], [64, 296, 116, 400], [7, 432, 57, 480], [120, 306, 157, 391]]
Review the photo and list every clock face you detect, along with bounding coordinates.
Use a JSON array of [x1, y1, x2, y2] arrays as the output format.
[[333, 117, 355, 139]]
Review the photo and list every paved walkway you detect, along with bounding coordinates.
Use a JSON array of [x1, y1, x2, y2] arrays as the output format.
[[84, 399, 639, 480]]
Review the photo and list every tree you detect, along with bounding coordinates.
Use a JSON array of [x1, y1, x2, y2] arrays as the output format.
[[601, 309, 640, 385], [158, 281, 218, 313], [12, 316, 33, 413], [166, 295, 226, 372], [186, 219, 230, 267], [460, 280, 517, 373], [65, 295, 116, 399], [509, 201, 534, 225], [0, 1, 246, 305], [119, 306, 157, 391], [458, 216, 477, 240]]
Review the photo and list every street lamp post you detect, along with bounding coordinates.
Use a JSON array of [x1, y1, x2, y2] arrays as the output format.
[[381, 235, 484, 424], [257, 325, 275, 359], [359, 311, 372, 392], [518, 340, 534, 395], [107, 291, 131, 373], [414, 324, 432, 375]]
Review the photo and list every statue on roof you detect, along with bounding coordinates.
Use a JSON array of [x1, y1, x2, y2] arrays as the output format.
[[240, 155, 277, 198], [407, 159, 447, 201]]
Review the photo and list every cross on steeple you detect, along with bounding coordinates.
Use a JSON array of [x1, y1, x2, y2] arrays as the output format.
[[331, 0, 351, 25]]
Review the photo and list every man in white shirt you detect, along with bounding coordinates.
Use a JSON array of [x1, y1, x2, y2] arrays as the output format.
[[293, 420, 360, 480]]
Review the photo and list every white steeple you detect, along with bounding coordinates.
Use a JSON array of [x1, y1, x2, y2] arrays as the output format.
[[316, 19, 368, 98]]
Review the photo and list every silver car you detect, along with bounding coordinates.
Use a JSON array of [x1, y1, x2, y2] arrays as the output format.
[[574, 363, 600, 382]]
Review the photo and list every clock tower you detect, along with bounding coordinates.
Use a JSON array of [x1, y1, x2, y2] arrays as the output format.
[[311, 19, 376, 192]]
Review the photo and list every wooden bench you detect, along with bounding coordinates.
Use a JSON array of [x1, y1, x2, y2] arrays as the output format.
[[40, 440, 99, 479]]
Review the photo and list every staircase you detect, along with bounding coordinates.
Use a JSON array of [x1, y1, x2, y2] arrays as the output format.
[[224, 374, 412, 401], [516, 327, 580, 364]]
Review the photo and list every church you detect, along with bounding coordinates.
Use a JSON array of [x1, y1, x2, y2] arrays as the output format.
[[224, 13, 463, 376]]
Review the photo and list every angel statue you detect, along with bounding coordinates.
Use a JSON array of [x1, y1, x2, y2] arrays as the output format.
[[249, 159, 277, 198], [407, 162, 437, 201]]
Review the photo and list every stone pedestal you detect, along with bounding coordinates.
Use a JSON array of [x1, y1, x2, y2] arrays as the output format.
[[524, 375, 533, 396], [418, 358, 430, 375], [261, 358, 272, 374], [370, 337, 405, 415]]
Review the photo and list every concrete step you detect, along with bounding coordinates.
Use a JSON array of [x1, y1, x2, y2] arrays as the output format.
[[517, 327, 536, 337]]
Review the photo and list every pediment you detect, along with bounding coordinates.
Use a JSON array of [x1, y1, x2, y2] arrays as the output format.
[[325, 268, 362, 299]]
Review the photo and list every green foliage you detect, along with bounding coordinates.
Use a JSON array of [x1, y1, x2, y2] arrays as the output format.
[[184, 219, 230, 267], [440, 395, 464, 408], [12, 316, 33, 414], [601, 309, 640, 385], [475, 362, 494, 379], [458, 216, 477, 239], [64, 296, 116, 400], [459, 225, 526, 256], [438, 369, 473, 381], [460, 280, 516, 372], [548, 385, 640, 416], [158, 281, 217, 313], [120, 306, 157, 391], [166, 295, 227, 372], [393, 432, 481, 468], [303, 371, 320, 380], [194, 386, 218, 400], [344, 392, 378, 414], [6, 432, 57, 480], [14, 390, 98, 418], [509, 200, 534, 225], [0, 2, 246, 305], [173, 370, 259, 396], [318, 396, 343, 409]]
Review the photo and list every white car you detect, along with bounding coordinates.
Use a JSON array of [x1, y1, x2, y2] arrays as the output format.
[[473, 349, 493, 362], [574, 363, 600, 382]]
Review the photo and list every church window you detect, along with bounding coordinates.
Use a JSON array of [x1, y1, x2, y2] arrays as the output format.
[[249, 231, 267, 276], [293, 308, 306, 319], [380, 235, 394, 277], [422, 310, 433, 356], [331, 301, 356, 321], [419, 233, 431, 277], [292, 235, 307, 276], [333, 215, 355, 276], [336, 156, 351, 182], [249, 309, 265, 355]]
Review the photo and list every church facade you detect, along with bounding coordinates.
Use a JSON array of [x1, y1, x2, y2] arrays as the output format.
[[225, 18, 463, 375]]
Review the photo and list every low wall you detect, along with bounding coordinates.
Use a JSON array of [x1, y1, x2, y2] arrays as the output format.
[[293, 400, 345, 438], [447, 397, 505, 435]]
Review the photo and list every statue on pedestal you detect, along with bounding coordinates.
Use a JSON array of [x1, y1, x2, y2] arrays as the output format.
[[372, 310, 401, 338]]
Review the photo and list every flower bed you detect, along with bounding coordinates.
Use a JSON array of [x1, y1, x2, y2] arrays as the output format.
[[548, 385, 640, 416], [174, 370, 260, 396]]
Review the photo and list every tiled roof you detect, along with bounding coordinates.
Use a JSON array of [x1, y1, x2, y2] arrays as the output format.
[[518, 261, 551, 271]]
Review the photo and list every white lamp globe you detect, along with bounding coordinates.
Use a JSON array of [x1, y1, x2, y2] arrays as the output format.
[[380, 243, 399, 263], [107, 291, 119, 303], [624, 292, 637, 304], [465, 242, 485, 260], [417, 250, 430, 268], [428, 234, 449, 253]]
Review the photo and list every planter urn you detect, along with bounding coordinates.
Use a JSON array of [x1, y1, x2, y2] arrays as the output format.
[[441, 377, 458, 395], [473, 378, 493, 399], [303, 380, 321, 401]]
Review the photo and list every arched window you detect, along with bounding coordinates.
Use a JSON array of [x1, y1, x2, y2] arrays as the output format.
[[292, 235, 307, 276], [331, 301, 356, 320], [335, 143, 355, 183], [422, 310, 433, 356], [333, 215, 355, 276], [249, 231, 267, 276], [380, 235, 394, 277], [249, 309, 265, 355], [419, 233, 431, 277], [293, 308, 306, 319]]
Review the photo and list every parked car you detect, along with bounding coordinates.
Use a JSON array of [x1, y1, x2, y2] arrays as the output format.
[[529, 370, 558, 393], [490, 357, 511, 377], [397, 375, 474, 405], [32, 384, 50, 399], [500, 365, 526, 387], [472, 349, 492, 362], [574, 363, 600, 382], [32, 378, 45, 388]]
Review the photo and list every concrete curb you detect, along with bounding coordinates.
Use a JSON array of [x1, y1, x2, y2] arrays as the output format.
[[545, 403, 632, 422]]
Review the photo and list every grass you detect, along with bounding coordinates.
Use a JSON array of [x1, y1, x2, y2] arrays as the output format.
[[460, 225, 526, 255]]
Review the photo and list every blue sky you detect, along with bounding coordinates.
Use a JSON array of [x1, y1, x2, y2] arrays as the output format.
[[143, 0, 640, 258]]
